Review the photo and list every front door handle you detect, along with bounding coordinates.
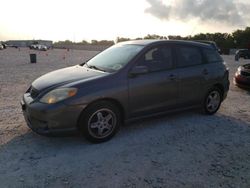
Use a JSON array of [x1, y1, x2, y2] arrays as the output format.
[[169, 74, 177, 81]]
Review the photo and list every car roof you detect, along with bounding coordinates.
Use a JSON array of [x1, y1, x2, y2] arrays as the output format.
[[119, 39, 213, 49], [194, 40, 216, 44], [238, 49, 249, 51]]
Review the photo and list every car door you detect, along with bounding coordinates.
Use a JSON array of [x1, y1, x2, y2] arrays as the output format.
[[174, 44, 206, 106], [128, 45, 179, 118]]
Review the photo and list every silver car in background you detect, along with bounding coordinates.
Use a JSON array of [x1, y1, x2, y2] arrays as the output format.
[[30, 44, 48, 51], [0, 43, 4, 50]]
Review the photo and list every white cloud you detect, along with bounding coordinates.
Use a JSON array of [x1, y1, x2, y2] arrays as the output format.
[[145, 0, 250, 26]]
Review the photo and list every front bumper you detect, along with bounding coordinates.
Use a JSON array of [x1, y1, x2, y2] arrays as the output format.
[[234, 76, 250, 90], [21, 93, 86, 135]]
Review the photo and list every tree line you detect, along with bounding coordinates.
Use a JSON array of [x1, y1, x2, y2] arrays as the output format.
[[54, 27, 250, 54]]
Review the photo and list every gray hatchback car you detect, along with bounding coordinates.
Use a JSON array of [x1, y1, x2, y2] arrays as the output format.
[[21, 40, 230, 142]]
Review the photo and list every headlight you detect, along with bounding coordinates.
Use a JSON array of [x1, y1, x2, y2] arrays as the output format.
[[236, 67, 242, 76], [40, 88, 78, 104]]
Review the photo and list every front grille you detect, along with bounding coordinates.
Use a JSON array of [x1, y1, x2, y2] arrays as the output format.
[[241, 71, 250, 77], [30, 87, 39, 98]]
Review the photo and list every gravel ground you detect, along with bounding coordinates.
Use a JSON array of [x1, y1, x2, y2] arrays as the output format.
[[0, 48, 250, 188]]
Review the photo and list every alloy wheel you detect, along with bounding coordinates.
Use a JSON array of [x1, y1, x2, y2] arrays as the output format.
[[206, 90, 221, 113], [87, 108, 117, 139]]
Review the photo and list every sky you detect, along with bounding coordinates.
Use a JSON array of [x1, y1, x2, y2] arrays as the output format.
[[0, 0, 250, 42]]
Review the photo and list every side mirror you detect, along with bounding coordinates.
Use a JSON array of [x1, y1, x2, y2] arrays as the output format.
[[80, 59, 89, 66], [129, 66, 148, 77]]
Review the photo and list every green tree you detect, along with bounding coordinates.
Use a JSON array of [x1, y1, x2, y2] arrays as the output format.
[[232, 27, 250, 49], [80, 40, 89, 45], [116, 37, 130, 43], [91, 40, 98, 45]]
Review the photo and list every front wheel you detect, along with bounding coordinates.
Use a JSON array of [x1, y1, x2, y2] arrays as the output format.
[[79, 101, 121, 143], [204, 87, 222, 115]]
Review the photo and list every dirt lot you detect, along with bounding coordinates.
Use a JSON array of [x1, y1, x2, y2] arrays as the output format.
[[0, 48, 250, 188]]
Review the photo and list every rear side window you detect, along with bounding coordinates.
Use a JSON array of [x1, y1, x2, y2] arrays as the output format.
[[138, 46, 173, 72], [203, 48, 222, 63], [176, 46, 202, 68]]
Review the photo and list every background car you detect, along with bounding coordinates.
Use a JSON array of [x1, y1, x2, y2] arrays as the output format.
[[0, 43, 4, 50], [29, 44, 37, 49], [29, 44, 48, 51], [234, 63, 250, 89], [38, 44, 48, 51], [235, 49, 250, 59]]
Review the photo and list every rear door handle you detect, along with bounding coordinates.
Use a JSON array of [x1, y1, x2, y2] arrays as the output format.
[[202, 69, 209, 75]]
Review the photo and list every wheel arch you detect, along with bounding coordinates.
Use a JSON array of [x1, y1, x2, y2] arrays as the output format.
[[213, 83, 224, 97], [203, 83, 224, 115], [77, 98, 125, 129]]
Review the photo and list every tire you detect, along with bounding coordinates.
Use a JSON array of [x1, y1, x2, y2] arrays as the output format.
[[203, 87, 222, 115], [78, 101, 121, 143]]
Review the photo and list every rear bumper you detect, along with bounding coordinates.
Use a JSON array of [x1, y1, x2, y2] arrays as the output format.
[[21, 93, 86, 135], [223, 90, 229, 101], [222, 75, 230, 101]]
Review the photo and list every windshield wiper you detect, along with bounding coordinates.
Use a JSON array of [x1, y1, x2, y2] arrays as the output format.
[[85, 63, 107, 72]]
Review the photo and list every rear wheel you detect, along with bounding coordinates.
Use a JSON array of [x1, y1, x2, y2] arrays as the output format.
[[79, 101, 121, 143], [204, 87, 222, 115]]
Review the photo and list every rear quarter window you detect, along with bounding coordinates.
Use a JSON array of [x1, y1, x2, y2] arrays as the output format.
[[203, 48, 222, 63]]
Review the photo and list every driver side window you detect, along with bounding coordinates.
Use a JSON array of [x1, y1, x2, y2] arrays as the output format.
[[138, 46, 173, 72]]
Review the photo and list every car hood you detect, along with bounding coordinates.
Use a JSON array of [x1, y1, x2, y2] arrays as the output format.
[[242, 64, 250, 70], [32, 65, 106, 91]]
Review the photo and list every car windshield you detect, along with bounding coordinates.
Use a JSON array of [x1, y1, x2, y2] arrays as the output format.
[[85, 44, 144, 72]]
